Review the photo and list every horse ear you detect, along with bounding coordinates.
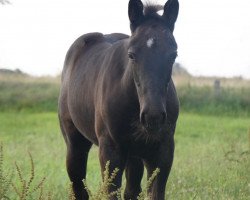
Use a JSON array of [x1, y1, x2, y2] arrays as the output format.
[[163, 0, 179, 32], [128, 0, 144, 32]]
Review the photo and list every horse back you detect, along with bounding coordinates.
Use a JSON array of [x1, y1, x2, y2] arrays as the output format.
[[61, 33, 104, 77]]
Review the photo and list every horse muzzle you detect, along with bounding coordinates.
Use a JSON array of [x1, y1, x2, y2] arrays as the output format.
[[140, 109, 167, 133]]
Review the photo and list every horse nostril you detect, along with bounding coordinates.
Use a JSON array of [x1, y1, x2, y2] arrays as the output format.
[[140, 110, 166, 131]]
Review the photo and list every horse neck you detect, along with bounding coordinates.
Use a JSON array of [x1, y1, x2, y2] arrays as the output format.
[[116, 39, 138, 103]]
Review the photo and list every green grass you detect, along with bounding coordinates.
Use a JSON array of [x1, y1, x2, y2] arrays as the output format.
[[168, 113, 250, 199], [0, 112, 66, 199], [1, 112, 249, 199]]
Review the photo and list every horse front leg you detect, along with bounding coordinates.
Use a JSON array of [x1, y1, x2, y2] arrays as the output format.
[[144, 136, 175, 200], [124, 157, 144, 200], [60, 119, 92, 200], [98, 136, 126, 200]]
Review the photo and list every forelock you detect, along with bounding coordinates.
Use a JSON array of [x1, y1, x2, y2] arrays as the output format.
[[143, 3, 163, 17]]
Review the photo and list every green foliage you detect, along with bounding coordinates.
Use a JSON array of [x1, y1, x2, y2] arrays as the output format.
[[12, 152, 47, 200], [137, 168, 160, 200], [0, 143, 56, 200], [1, 146, 159, 200], [67, 183, 76, 200], [82, 161, 160, 200], [0, 143, 14, 200], [83, 161, 121, 200]]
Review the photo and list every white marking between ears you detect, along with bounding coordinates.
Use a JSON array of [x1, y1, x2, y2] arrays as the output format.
[[147, 38, 154, 48], [157, 10, 164, 15]]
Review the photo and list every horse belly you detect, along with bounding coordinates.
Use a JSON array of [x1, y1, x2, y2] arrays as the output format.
[[67, 63, 100, 145]]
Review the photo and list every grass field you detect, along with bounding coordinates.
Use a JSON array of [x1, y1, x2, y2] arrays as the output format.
[[1, 111, 249, 199], [0, 72, 249, 199]]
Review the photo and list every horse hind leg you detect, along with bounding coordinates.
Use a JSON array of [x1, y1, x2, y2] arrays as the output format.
[[60, 119, 92, 200], [124, 157, 144, 200]]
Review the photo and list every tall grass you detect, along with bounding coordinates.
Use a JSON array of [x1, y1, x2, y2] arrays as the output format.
[[0, 143, 160, 200], [173, 74, 250, 115], [0, 73, 250, 115], [0, 74, 60, 112], [177, 85, 250, 116], [0, 143, 13, 200]]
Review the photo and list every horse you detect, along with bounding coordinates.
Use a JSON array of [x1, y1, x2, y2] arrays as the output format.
[[58, 0, 179, 199]]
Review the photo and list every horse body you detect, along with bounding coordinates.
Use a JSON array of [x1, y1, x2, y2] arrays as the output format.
[[59, 1, 179, 199]]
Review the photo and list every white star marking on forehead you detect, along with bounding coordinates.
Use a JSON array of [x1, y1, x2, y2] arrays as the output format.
[[146, 38, 154, 48]]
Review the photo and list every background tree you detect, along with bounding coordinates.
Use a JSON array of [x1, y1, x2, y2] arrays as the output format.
[[0, 0, 10, 5]]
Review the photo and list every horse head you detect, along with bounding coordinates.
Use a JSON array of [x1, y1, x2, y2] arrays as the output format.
[[128, 0, 179, 134]]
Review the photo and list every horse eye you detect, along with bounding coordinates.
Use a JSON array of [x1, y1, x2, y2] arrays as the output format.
[[128, 52, 136, 60]]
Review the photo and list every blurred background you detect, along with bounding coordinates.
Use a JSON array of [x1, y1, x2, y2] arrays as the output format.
[[1, 0, 250, 77], [0, 1, 249, 199], [0, 0, 250, 115]]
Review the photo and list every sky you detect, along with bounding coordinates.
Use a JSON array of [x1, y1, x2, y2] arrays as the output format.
[[0, 0, 250, 78]]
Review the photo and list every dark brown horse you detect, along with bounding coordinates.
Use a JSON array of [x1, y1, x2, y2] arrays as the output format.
[[58, 0, 179, 199]]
